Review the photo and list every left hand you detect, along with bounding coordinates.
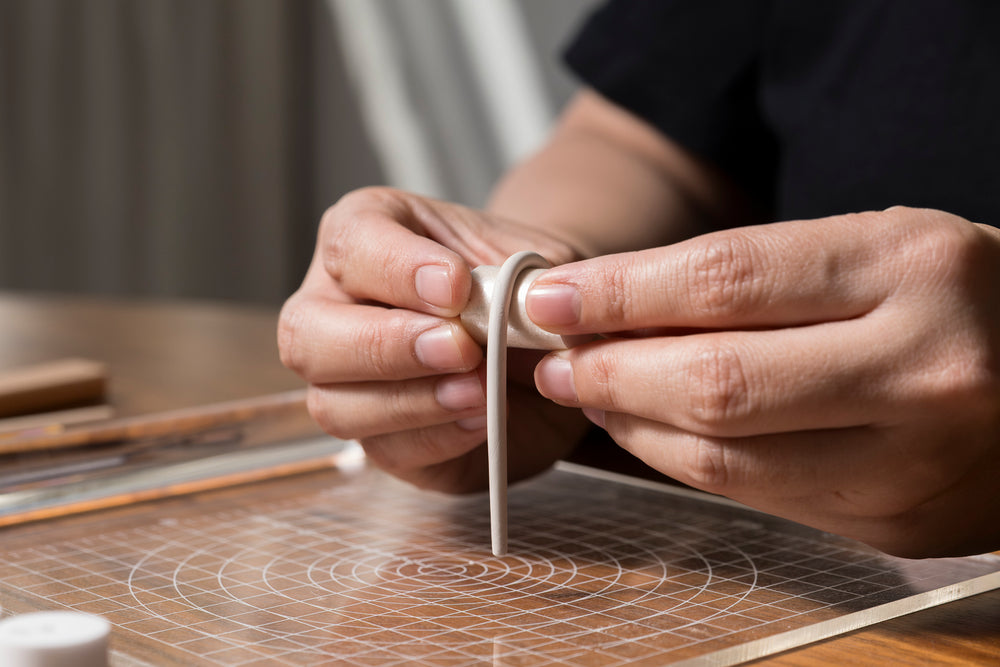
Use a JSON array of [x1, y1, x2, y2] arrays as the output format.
[[527, 206, 1000, 558], [278, 187, 587, 493]]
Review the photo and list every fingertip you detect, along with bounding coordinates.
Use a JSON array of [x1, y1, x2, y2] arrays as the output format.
[[582, 407, 606, 429], [534, 354, 578, 404], [415, 322, 483, 373], [456, 415, 488, 431], [412, 257, 471, 316], [321, 194, 473, 315], [416, 264, 458, 313], [526, 282, 581, 329], [435, 373, 486, 413]]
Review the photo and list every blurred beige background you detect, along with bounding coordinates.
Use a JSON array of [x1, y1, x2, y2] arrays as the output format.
[[0, 0, 596, 305]]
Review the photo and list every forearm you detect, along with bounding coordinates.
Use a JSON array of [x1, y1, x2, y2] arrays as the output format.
[[487, 90, 756, 259]]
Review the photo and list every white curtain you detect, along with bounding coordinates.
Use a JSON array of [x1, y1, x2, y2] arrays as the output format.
[[330, 0, 595, 205]]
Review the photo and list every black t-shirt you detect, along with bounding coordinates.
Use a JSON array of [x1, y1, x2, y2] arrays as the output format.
[[564, 0, 1000, 227]]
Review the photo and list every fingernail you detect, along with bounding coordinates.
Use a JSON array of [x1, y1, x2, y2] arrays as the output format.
[[456, 415, 488, 431], [526, 283, 581, 327], [535, 355, 577, 403], [582, 408, 606, 429], [416, 265, 454, 310], [415, 325, 466, 371], [435, 374, 485, 412]]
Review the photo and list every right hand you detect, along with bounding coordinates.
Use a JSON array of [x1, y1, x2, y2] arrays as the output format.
[[278, 187, 589, 492]]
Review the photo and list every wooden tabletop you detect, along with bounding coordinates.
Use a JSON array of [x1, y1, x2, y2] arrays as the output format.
[[0, 291, 997, 665], [0, 291, 303, 416]]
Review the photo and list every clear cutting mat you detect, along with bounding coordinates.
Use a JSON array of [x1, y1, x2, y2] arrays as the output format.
[[0, 457, 998, 666]]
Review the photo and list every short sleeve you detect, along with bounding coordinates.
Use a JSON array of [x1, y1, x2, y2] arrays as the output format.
[[564, 0, 777, 210]]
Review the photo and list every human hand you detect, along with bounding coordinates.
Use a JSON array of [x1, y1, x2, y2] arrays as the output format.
[[279, 187, 587, 492], [528, 207, 1000, 557]]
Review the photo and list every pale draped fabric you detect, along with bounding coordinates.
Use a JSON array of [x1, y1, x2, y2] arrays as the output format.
[[0, 0, 591, 304]]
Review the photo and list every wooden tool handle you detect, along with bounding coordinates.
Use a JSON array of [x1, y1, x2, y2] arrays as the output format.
[[0, 389, 312, 456], [0, 358, 108, 419]]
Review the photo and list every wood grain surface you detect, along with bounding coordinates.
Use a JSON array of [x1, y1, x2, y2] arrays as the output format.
[[0, 357, 108, 418], [0, 291, 997, 666]]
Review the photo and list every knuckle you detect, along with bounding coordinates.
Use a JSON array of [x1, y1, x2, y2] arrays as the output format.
[[277, 297, 309, 376], [879, 208, 1000, 411], [684, 439, 731, 493], [915, 218, 979, 286], [583, 346, 622, 408], [306, 387, 352, 440], [319, 187, 402, 282], [596, 260, 634, 327], [683, 234, 763, 319], [923, 332, 1000, 415], [882, 207, 980, 286], [380, 382, 424, 429], [319, 207, 359, 284], [353, 316, 400, 379], [686, 342, 753, 431], [335, 185, 400, 215]]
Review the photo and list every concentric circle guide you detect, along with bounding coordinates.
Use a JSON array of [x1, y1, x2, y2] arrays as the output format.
[[4, 463, 1000, 665]]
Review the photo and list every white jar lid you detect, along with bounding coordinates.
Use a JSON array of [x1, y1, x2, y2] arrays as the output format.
[[0, 612, 110, 667]]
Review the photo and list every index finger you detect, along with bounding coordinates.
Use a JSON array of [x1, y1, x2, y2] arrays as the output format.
[[525, 211, 893, 333], [319, 188, 473, 318]]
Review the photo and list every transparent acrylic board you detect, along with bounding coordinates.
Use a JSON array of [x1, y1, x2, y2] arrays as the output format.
[[0, 461, 998, 666]]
